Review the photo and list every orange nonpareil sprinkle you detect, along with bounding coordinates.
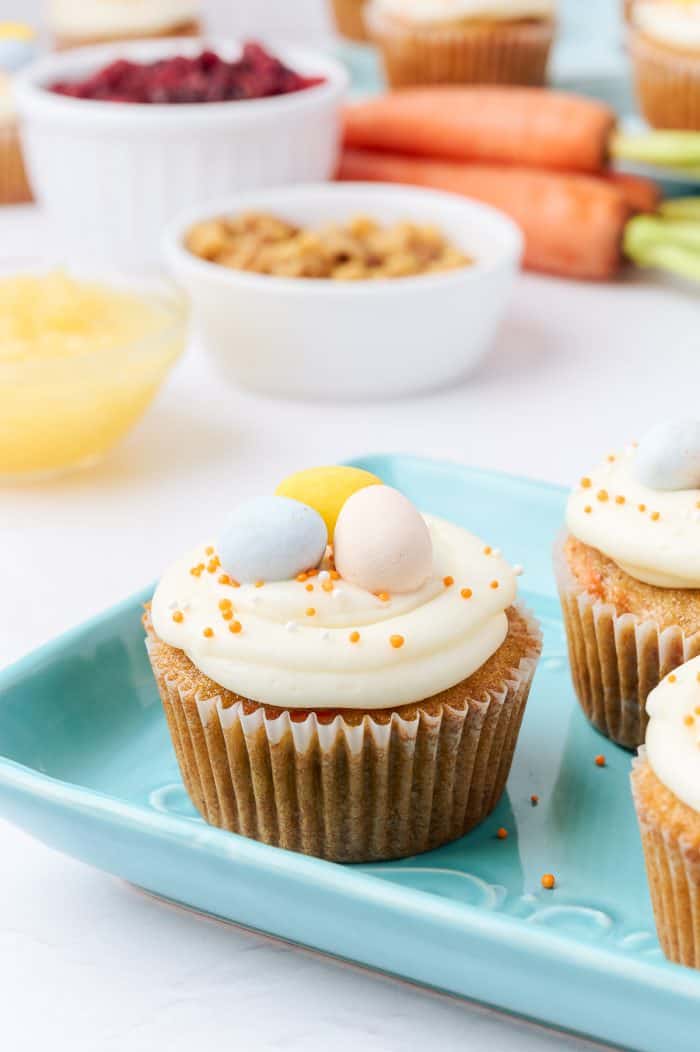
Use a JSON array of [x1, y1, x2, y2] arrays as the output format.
[[218, 573, 239, 587], [638, 504, 646, 512], [307, 568, 319, 577], [669, 674, 677, 683], [172, 611, 184, 623], [607, 454, 616, 463], [219, 598, 232, 611], [221, 609, 233, 621], [306, 608, 316, 617], [496, 827, 508, 840], [349, 631, 360, 644], [330, 570, 341, 580], [651, 511, 661, 521], [377, 592, 390, 602], [322, 580, 334, 593], [296, 572, 308, 582], [305, 583, 314, 592], [461, 588, 473, 599], [229, 621, 242, 634], [255, 580, 265, 588], [490, 580, 499, 589], [207, 557, 220, 573], [205, 545, 215, 555], [203, 627, 214, 638], [190, 564, 204, 577], [615, 495, 625, 505], [597, 489, 609, 502], [584, 506, 592, 514], [595, 754, 606, 767], [685, 715, 694, 727], [580, 477, 592, 489], [541, 873, 556, 890], [483, 546, 492, 555], [443, 575, 454, 587], [390, 634, 405, 649]]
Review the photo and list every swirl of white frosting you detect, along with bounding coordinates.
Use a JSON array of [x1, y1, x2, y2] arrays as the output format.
[[566, 444, 700, 588], [634, 2, 700, 50], [646, 655, 700, 812], [151, 515, 518, 709], [370, 0, 555, 23], [48, 0, 200, 38]]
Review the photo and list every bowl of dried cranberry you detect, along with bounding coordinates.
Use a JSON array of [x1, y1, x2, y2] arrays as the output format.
[[14, 40, 348, 266]]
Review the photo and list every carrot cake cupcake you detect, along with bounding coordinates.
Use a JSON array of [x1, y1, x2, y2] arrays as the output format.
[[331, 0, 370, 41], [46, 0, 202, 49], [365, 0, 557, 88], [629, 0, 700, 129], [145, 466, 541, 862], [0, 24, 36, 205], [557, 421, 700, 750], [632, 656, 700, 967]]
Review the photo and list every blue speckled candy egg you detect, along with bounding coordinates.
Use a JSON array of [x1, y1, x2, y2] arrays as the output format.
[[218, 495, 327, 583], [634, 420, 700, 491]]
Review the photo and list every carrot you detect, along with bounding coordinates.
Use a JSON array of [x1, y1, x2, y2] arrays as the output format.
[[602, 171, 661, 215], [343, 88, 617, 175], [337, 148, 631, 280]]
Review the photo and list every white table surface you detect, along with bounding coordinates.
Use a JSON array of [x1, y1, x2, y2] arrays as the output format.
[[3, 200, 698, 1052]]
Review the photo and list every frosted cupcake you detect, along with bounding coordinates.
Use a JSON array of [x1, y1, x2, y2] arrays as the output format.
[[632, 657, 700, 967], [331, 0, 370, 41], [630, 1, 700, 129], [365, 0, 556, 89], [145, 466, 541, 862], [556, 421, 700, 750], [46, 0, 202, 49], [0, 25, 36, 205]]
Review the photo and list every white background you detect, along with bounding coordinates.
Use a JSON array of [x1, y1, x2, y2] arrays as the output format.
[[1, 2, 699, 1050]]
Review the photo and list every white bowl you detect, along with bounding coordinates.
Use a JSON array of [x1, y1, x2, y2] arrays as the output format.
[[163, 182, 524, 400], [14, 39, 348, 267]]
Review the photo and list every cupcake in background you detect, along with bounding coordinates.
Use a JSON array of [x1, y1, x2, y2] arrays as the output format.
[[145, 466, 541, 862], [556, 421, 700, 750], [46, 0, 203, 49], [0, 23, 36, 205], [632, 657, 700, 968], [630, 0, 700, 129], [365, 0, 556, 89], [331, 0, 370, 41]]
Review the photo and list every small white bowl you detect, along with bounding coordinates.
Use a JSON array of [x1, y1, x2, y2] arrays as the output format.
[[14, 39, 348, 267], [163, 182, 524, 400]]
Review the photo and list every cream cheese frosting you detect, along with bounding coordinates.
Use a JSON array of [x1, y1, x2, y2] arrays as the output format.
[[566, 444, 700, 589], [369, 0, 555, 22], [634, 1, 700, 50], [646, 655, 700, 812], [0, 74, 16, 129], [151, 514, 518, 709], [48, 0, 200, 38]]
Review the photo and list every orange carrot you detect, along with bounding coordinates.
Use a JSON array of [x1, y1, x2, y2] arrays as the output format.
[[603, 171, 661, 215], [338, 149, 631, 280], [343, 88, 616, 175]]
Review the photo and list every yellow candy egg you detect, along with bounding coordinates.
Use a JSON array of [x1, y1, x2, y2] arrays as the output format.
[[275, 466, 382, 538]]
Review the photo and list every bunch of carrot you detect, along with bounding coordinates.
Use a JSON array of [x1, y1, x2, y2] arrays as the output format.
[[338, 87, 661, 281]]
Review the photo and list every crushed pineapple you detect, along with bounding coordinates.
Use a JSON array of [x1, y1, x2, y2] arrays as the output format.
[[0, 271, 186, 478]]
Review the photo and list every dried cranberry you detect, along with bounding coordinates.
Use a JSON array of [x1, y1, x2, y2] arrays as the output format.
[[50, 43, 326, 104]]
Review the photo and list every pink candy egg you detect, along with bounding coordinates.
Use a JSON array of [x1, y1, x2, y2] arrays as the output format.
[[334, 486, 433, 594]]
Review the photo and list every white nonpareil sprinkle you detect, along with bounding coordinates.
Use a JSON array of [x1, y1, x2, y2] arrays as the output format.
[[168, 600, 178, 611], [513, 565, 524, 576], [321, 630, 331, 641], [285, 621, 298, 633], [318, 570, 330, 581], [492, 548, 501, 557]]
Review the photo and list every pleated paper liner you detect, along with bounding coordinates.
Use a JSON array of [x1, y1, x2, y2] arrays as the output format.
[[331, 0, 370, 42], [554, 535, 700, 750], [630, 31, 700, 131], [366, 11, 554, 89], [0, 126, 32, 205], [632, 751, 700, 968], [145, 605, 541, 863]]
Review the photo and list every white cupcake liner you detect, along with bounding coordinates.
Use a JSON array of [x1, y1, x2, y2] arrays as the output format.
[[146, 605, 541, 862], [555, 535, 700, 749]]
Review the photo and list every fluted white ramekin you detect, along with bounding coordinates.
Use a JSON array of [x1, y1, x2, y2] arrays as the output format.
[[14, 39, 348, 266]]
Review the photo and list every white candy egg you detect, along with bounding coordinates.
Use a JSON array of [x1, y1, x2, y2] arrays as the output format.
[[634, 420, 700, 491], [334, 486, 433, 594], [218, 496, 327, 583]]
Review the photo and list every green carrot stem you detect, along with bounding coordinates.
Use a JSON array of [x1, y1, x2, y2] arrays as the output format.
[[660, 198, 700, 222], [625, 217, 700, 281]]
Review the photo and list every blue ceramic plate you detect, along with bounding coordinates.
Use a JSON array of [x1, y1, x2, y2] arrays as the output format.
[[1, 456, 698, 1051]]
